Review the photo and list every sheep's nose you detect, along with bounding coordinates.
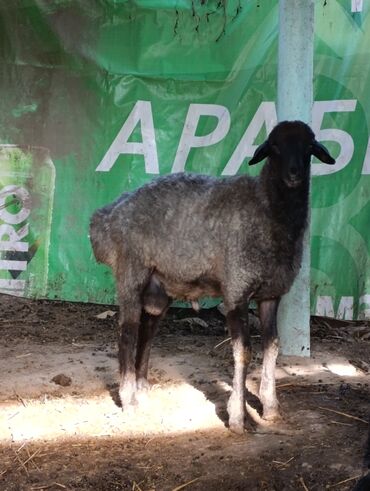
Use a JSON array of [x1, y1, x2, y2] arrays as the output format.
[[285, 165, 303, 187]]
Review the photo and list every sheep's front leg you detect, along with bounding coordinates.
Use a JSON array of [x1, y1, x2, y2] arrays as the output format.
[[226, 306, 251, 434], [259, 298, 280, 421]]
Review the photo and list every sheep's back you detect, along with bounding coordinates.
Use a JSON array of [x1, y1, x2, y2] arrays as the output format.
[[109, 173, 258, 279]]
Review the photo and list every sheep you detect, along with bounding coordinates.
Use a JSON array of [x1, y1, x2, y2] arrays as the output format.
[[90, 120, 335, 434]]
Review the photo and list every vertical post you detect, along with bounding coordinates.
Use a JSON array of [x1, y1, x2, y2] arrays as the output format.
[[277, 0, 314, 356]]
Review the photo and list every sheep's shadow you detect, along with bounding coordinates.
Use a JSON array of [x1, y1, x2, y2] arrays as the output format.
[[103, 370, 262, 431], [104, 381, 262, 433], [190, 378, 263, 431], [106, 382, 122, 408]]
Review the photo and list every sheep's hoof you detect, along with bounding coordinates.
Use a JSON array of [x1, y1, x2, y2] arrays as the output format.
[[136, 377, 150, 392], [262, 407, 281, 423], [227, 392, 246, 435], [228, 420, 246, 435], [119, 378, 137, 409]]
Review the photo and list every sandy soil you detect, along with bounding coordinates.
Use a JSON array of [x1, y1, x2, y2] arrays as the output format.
[[0, 295, 369, 490]]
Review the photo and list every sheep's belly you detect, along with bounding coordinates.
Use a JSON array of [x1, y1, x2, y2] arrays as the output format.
[[155, 273, 222, 302], [253, 265, 299, 301]]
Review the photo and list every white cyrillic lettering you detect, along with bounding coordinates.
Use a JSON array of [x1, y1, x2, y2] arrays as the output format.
[[96, 100, 159, 174], [336, 296, 354, 320], [222, 102, 277, 176], [311, 100, 357, 176], [315, 295, 353, 320], [361, 137, 370, 175], [315, 296, 334, 317], [172, 104, 230, 173], [358, 294, 370, 319]]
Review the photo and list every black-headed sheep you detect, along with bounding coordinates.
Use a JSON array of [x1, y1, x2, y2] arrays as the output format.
[[90, 120, 335, 434]]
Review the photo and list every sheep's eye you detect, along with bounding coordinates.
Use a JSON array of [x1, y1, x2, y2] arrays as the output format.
[[271, 144, 281, 156]]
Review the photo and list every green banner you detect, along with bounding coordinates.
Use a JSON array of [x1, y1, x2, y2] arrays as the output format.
[[0, 0, 369, 319]]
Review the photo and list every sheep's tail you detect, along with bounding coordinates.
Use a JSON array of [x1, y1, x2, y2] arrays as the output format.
[[90, 192, 132, 268], [89, 205, 116, 268]]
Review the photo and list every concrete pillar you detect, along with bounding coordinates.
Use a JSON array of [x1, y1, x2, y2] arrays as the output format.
[[277, 0, 314, 356]]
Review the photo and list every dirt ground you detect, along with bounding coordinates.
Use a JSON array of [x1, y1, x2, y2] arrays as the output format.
[[0, 295, 369, 491]]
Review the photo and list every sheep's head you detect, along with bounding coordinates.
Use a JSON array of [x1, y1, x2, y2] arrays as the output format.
[[249, 121, 335, 188]]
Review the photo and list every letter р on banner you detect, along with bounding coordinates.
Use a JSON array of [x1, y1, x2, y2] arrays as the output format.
[[0, 146, 55, 297]]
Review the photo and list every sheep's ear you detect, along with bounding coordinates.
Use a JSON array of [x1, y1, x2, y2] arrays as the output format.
[[249, 141, 270, 165], [311, 140, 335, 165]]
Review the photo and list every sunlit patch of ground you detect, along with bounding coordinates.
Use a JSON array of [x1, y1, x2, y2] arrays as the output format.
[[0, 297, 369, 489], [0, 338, 366, 444], [1, 384, 224, 443]]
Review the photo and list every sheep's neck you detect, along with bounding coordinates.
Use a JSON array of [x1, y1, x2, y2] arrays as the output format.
[[260, 161, 310, 242]]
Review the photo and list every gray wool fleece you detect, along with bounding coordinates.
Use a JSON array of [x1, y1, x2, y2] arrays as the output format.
[[90, 166, 303, 312]]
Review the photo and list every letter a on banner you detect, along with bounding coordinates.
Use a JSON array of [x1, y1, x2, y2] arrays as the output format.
[[96, 100, 159, 174]]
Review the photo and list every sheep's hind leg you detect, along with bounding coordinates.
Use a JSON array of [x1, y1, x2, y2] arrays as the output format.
[[136, 310, 168, 392], [136, 275, 170, 391], [259, 298, 280, 421], [226, 305, 251, 434], [117, 266, 150, 409], [118, 312, 141, 408]]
